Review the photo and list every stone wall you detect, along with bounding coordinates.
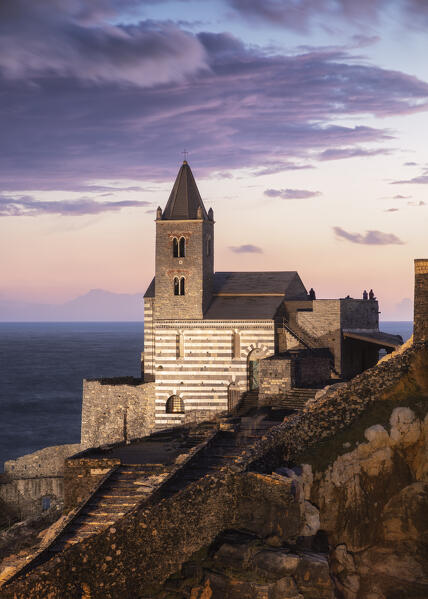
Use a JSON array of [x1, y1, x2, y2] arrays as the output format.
[[0, 445, 80, 521], [259, 350, 331, 405], [63, 458, 120, 511], [80, 379, 155, 449], [3, 342, 427, 598], [414, 258, 428, 343], [1, 472, 302, 598], [259, 356, 293, 404], [238, 341, 428, 473]]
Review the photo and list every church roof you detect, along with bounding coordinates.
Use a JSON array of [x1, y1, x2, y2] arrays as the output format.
[[204, 296, 284, 319], [213, 271, 306, 296], [161, 161, 208, 220]]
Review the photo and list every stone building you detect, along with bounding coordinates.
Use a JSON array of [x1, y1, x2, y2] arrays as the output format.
[[138, 160, 401, 430]]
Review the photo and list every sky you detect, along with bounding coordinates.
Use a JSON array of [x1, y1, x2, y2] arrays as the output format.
[[1, 0, 427, 319]]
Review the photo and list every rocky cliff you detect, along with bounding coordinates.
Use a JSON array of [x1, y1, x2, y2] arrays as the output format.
[[1, 342, 427, 598]]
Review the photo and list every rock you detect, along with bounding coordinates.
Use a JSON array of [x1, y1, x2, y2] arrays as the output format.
[[205, 571, 274, 599], [390, 407, 421, 448], [253, 549, 300, 577], [273, 575, 300, 598], [300, 464, 313, 501], [294, 552, 334, 598], [330, 544, 360, 599], [382, 482, 428, 543], [364, 425, 389, 448], [213, 542, 254, 569], [301, 501, 320, 537]]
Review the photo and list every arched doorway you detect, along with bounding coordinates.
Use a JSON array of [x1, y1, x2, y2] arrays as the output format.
[[166, 395, 184, 414], [248, 348, 264, 391]]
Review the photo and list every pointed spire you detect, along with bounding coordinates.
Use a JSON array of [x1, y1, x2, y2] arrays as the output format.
[[162, 161, 208, 220]]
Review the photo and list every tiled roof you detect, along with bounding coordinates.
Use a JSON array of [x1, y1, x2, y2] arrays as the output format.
[[204, 295, 283, 320], [213, 271, 306, 296]]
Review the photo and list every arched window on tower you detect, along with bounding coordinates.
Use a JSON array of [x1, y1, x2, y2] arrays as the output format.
[[179, 277, 185, 296], [179, 236, 186, 257], [206, 236, 211, 257], [174, 276, 180, 295], [173, 237, 179, 257]]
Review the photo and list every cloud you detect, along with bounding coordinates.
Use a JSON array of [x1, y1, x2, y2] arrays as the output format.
[[229, 244, 263, 253], [253, 162, 314, 176], [0, 2, 208, 86], [0, 26, 428, 190], [393, 194, 411, 199], [0, 195, 150, 217], [333, 226, 405, 245], [384, 208, 399, 212], [407, 200, 426, 206], [391, 175, 428, 184], [227, 0, 428, 31], [318, 147, 393, 161], [264, 188, 321, 199], [403, 161, 418, 166]]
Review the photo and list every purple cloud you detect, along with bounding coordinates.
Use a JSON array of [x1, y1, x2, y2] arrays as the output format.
[[318, 147, 393, 161], [0, 24, 427, 190], [393, 194, 411, 199], [403, 161, 418, 166], [264, 188, 321, 199], [227, 0, 428, 31], [253, 162, 314, 176], [229, 244, 263, 253], [384, 208, 399, 212], [392, 174, 428, 184], [0, 2, 208, 86], [0, 195, 150, 217], [334, 226, 405, 245]]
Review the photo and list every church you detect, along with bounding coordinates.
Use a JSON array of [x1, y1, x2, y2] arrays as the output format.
[[140, 160, 402, 431]]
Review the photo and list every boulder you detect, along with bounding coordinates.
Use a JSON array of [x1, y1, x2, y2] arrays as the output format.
[[390, 407, 421, 448], [253, 549, 300, 577]]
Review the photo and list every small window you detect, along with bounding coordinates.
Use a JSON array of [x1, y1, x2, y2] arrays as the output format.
[[206, 237, 211, 257], [166, 395, 184, 414], [42, 496, 51, 511], [174, 277, 185, 296], [173, 237, 179, 257], [179, 237, 186, 257]]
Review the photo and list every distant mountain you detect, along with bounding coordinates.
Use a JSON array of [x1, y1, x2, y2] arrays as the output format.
[[0, 289, 145, 321]]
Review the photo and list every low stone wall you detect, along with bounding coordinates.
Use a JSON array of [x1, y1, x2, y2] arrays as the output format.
[[0, 445, 80, 521], [4, 444, 81, 479], [63, 458, 120, 511], [81, 379, 156, 449], [1, 472, 301, 598], [239, 341, 428, 471], [259, 356, 293, 403], [259, 350, 331, 405]]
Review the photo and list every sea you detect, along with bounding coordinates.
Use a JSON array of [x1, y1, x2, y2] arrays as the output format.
[[0, 321, 413, 470]]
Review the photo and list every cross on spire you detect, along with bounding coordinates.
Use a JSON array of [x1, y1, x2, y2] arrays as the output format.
[[182, 149, 189, 162]]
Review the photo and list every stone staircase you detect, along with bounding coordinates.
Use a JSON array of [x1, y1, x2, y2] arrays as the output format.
[[236, 390, 259, 415], [276, 388, 318, 411], [2, 414, 280, 588], [49, 465, 167, 553], [156, 416, 276, 500]]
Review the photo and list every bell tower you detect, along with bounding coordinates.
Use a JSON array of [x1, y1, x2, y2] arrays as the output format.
[[154, 161, 214, 319]]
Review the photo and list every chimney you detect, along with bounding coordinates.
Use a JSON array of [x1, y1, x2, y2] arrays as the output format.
[[414, 259, 428, 343]]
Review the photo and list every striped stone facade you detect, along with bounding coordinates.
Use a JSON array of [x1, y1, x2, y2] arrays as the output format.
[[144, 316, 275, 428]]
